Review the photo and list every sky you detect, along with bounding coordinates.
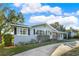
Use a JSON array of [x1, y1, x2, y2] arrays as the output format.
[[1, 3, 79, 29]]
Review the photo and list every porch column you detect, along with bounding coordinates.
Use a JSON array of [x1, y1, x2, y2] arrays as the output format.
[[61, 34, 63, 39], [59, 33, 63, 40], [66, 33, 68, 39], [18, 27, 21, 35], [58, 33, 62, 40], [61, 33, 63, 40], [59, 34, 61, 40]]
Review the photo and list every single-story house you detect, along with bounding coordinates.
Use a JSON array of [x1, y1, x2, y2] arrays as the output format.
[[68, 30, 78, 38], [11, 23, 68, 45]]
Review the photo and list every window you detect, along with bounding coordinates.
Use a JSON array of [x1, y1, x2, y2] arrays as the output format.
[[20, 27, 26, 35], [36, 30, 39, 34], [36, 30, 44, 35], [20, 28, 22, 34], [40, 30, 43, 35], [40, 30, 42, 35], [23, 28, 26, 34]]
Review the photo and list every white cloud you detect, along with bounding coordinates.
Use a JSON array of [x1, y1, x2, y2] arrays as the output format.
[[64, 12, 75, 16], [72, 26, 79, 30], [21, 3, 42, 13], [64, 10, 79, 16], [29, 15, 50, 23], [20, 3, 62, 15], [61, 16, 78, 30], [64, 13, 72, 16], [14, 3, 22, 7], [76, 10, 79, 15], [66, 10, 79, 16], [14, 3, 79, 17], [21, 7, 31, 13], [50, 7, 62, 15], [40, 5, 51, 12], [29, 15, 79, 29]]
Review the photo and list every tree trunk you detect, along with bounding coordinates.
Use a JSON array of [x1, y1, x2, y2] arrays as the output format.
[[0, 32, 2, 43]]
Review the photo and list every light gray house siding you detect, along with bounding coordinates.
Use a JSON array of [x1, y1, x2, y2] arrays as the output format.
[[12, 23, 66, 45]]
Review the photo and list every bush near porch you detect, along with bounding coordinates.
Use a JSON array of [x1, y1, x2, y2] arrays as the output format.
[[37, 35, 50, 43], [3, 34, 14, 47]]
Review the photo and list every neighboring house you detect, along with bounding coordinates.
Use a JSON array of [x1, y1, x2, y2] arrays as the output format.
[[68, 30, 77, 38], [11, 23, 68, 45]]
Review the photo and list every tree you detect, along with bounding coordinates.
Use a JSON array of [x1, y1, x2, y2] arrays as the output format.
[[51, 22, 59, 28], [60, 25, 66, 31], [0, 7, 24, 43], [50, 22, 65, 31]]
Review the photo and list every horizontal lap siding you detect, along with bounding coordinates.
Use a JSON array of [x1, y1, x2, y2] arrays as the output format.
[[14, 35, 37, 45]]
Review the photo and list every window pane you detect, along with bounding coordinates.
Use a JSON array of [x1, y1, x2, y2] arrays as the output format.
[[28, 28, 30, 35], [23, 28, 26, 34]]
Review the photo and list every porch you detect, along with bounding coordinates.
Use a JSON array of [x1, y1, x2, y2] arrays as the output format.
[[51, 31, 68, 40]]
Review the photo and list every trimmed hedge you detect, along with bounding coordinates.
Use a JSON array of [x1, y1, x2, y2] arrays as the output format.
[[3, 34, 14, 47], [69, 35, 79, 39], [37, 35, 50, 43]]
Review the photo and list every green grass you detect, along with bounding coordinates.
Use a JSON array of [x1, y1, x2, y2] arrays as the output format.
[[0, 39, 78, 56], [0, 44, 39, 56], [62, 47, 79, 56]]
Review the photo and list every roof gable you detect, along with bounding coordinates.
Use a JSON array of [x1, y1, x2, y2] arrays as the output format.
[[30, 23, 59, 32]]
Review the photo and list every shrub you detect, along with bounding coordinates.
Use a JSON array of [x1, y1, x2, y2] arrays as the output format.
[[0, 44, 4, 48], [37, 35, 50, 43], [30, 39, 38, 44], [69, 35, 79, 39], [73, 35, 79, 39], [17, 42, 29, 46], [3, 34, 14, 47]]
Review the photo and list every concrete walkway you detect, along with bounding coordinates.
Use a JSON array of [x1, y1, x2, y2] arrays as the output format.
[[14, 43, 60, 56]]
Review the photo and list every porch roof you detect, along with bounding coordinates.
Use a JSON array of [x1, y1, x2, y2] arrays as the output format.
[[11, 23, 29, 28], [29, 23, 67, 34], [52, 31, 68, 34]]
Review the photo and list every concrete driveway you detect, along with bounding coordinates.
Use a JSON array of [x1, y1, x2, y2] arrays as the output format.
[[14, 43, 60, 56]]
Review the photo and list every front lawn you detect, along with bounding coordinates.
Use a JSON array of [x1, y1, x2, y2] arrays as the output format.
[[0, 44, 39, 56], [0, 39, 78, 56], [62, 47, 79, 56]]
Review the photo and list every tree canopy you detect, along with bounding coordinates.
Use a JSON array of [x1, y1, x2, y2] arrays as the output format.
[[50, 22, 66, 31], [0, 7, 24, 36]]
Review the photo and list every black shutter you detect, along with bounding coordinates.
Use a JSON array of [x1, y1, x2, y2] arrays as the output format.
[[46, 31, 47, 35], [14, 27, 17, 35], [34, 29, 35, 35], [28, 28, 30, 35]]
